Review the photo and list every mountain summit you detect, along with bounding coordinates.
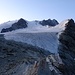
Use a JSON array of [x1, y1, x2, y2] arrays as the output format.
[[1, 18, 27, 33], [0, 18, 58, 33]]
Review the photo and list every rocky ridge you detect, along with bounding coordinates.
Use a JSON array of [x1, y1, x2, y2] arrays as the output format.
[[58, 19, 75, 75]]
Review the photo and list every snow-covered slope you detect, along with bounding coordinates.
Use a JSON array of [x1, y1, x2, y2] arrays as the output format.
[[0, 19, 69, 53], [0, 20, 18, 32]]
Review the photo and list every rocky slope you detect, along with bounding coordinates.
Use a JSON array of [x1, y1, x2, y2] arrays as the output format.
[[58, 19, 75, 75], [0, 34, 63, 75], [1, 18, 27, 33], [0, 34, 50, 75], [25, 54, 63, 75]]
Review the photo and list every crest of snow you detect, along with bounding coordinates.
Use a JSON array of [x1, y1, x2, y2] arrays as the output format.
[[56, 19, 70, 38], [49, 19, 69, 32]]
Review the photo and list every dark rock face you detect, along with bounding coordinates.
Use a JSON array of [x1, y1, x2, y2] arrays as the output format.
[[58, 19, 75, 75], [40, 19, 59, 26], [1, 18, 27, 33], [12, 18, 27, 29]]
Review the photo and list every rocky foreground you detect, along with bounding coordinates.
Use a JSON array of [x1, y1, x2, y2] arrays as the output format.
[[0, 34, 63, 75]]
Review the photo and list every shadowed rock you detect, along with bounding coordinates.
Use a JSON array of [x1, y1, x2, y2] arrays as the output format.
[[40, 19, 59, 26], [1, 18, 27, 33], [58, 19, 75, 75]]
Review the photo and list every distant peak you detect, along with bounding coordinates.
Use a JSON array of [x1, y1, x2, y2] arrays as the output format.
[[17, 18, 27, 24], [68, 19, 74, 24], [18, 18, 25, 21], [48, 19, 51, 21], [64, 19, 75, 27], [40, 19, 58, 26]]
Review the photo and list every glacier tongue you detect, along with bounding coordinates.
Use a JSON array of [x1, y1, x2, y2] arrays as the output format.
[[4, 32, 58, 53]]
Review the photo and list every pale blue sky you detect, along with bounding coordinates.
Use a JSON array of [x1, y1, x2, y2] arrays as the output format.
[[0, 0, 75, 23]]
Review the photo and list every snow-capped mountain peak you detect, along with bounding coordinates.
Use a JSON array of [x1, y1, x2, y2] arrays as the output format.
[[0, 18, 58, 33]]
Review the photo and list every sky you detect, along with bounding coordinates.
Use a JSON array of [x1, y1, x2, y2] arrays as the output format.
[[0, 0, 75, 23]]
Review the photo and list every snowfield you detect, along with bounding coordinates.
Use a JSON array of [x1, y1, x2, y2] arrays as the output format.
[[0, 19, 69, 53]]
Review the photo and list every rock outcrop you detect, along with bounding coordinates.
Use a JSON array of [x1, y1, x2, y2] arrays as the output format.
[[40, 19, 59, 26], [1, 18, 27, 33], [58, 19, 75, 75], [25, 54, 64, 75]]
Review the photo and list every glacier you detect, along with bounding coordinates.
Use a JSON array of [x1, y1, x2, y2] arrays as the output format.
[[3, 19, 69, 53]]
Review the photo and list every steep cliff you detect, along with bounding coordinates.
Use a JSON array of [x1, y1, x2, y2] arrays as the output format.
[[58, 19, 75, 75]]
